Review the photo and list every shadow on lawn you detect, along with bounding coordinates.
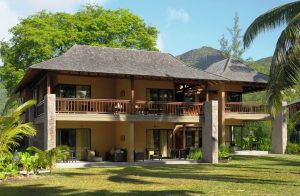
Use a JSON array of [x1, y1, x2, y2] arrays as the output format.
[[232, 155, 300, 167], [0, 183, 201, 195], [106, 166, 293, 186]]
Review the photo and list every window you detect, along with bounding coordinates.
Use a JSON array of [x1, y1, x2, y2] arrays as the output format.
[[227, 92, 242, 102], [146, 89, 173, 101], [55, 84, 91, 98], [175, 127, 198, 148], [186, 131, 195, 148]]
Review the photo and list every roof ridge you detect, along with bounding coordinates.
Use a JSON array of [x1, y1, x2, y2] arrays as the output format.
[[68, 44, 170, 55], [222, 56, 231, 73]]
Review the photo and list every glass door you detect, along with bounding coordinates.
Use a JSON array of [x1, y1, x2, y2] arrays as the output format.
[[56, 128, 91, 160], [146, 129, 173, 158]]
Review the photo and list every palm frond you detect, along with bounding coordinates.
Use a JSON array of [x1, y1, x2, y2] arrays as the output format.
[[272, 13, 300, 67], [244, 1, 300, 48], [0, 100, 37, 153], [267, 13, 300, 115]]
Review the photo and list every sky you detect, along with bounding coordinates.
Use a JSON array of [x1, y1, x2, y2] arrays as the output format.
[[0, 0, 296, 60]]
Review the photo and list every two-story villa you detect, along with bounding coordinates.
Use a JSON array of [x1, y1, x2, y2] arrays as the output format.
[[14, 45, 287, 163]]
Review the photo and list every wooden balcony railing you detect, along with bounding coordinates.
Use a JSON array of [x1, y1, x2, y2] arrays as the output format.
[[56, 98, 130, 114], [225, 102, 268, 114], [135, 100, 203, 116], [55, 98, 203, 116], [36, 100, 45, 117]]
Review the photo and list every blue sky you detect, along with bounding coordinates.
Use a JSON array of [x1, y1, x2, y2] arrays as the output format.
[[0, 0, 295, 60]]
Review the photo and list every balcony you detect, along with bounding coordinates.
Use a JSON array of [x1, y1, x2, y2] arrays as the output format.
[[225, 102, 270, 120], [34, 98, 271, 122], [56, 98, 203, 116], [225, 102, 268, 113]]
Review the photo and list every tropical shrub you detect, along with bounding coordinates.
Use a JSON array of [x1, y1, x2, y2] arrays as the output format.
[[0, 100, 36, 154], [257, 138, 271, 151], [19, 151, 35, 177], [187, 148, 202, 160], [0, 153, 18, 180], [287, 142, 300, 154], [27, 145, 70, 175], [218, 145, 231, 160]]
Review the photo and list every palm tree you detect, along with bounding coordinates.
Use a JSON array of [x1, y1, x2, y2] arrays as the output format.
[[27, 145, 70, 175], [0, 100, 36, 154], [243, 1, 300, 115]]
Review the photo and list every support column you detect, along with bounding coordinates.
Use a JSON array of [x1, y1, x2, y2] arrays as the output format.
[[272, 102, 287, 154], [44, 94, 56, 150], [202, 100, 218, 164], [128, 123, 135, 162], [218, 84, 226, 145], [183, 125, 186, 149]]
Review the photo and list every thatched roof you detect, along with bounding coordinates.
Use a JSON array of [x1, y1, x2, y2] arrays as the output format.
[[30, 45, 227, 81], [15, 45, 268, 92], [197, 57, 269, 83]]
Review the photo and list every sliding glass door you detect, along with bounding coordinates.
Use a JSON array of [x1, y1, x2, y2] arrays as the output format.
[[146, 129, 173, 157], [56, 128, 91, 160]]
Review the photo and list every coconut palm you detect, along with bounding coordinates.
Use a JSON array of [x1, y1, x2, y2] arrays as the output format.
[[27, 145, 70, 175], [0, 100, 36, 154], [243, 1, 300, 115]]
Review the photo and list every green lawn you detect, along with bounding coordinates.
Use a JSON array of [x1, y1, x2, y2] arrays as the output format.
[[1, 155, 300, 195]]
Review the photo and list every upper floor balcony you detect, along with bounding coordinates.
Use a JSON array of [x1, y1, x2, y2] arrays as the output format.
[[55, 98, 203, 116], [35, 97, 270, 122]]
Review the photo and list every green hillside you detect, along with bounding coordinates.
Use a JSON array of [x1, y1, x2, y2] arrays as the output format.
[[247, 57, 271, 75], [177, 46, 271, 75], [177, 46, 225, 69]]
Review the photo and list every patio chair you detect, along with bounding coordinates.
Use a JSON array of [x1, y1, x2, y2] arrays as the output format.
[[68, 149, 77, 162], [134, 151, 144, 161], [147, 149, 162, 160]]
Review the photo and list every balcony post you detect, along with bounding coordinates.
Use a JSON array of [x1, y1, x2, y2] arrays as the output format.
[[205, 82, 209, 101], [47, 74, 51, 94], [271, 102, 287, 154], [202, 100, 218, 164], [130, 76, 135, 114], [44, 94, 56, 150]]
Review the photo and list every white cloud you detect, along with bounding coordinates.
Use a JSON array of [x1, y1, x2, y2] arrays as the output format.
[[0, 0, 19, 40], [167, 8, 189, 23], [156, 33, 164, 51]]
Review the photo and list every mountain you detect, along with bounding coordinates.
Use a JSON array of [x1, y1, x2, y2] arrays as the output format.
[[177, 46, 225, 69], [177, 46, 272, 75], [255, 56, 272, 66], [247, 57, 272, 75]]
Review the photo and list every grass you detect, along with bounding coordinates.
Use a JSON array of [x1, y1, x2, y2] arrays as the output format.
[[1, 155, 300, 195]]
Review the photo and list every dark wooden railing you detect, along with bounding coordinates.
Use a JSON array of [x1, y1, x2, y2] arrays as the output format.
[[36, 100, 45, 117], [225, 102, 268, 113], [55, 98, 203, 116], [135, 100, 203, 116], [56, 98, 130, 114]]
